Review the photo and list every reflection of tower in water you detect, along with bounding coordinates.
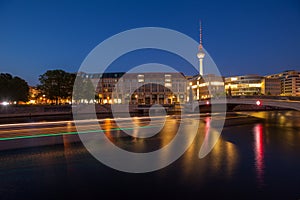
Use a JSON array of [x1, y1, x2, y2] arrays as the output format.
[[205, 118, 239, 178], [181, 117, 239, 180]]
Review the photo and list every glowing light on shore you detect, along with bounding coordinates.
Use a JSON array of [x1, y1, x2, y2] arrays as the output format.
[[1, 101, 9, 106]]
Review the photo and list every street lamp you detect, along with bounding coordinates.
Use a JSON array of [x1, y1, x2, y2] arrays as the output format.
[[135, 94, 138, 104]]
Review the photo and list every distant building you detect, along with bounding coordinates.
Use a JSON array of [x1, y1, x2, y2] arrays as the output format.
[[188, 74, 225, 100], [265, 70, 300, 96], [28, 86, 40, 104], [261, 78, 281, 96], [79, 72, 187, 104], [224, 74, 283, 96], [97, 72, 124, 104], [76, 72, 124, 104], [225, 75, 263, 96], [116, 72, 187, 104]]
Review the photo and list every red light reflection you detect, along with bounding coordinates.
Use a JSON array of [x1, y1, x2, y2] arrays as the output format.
[[254, 124, 265, 188]]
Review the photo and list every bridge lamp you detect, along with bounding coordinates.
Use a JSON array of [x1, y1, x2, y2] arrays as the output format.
[[256, 100, 262, 106]]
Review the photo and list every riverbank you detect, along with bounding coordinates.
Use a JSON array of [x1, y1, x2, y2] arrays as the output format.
[[0, 103, 292, 121]]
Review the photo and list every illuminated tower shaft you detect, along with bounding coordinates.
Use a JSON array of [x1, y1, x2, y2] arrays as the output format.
[[199, 56, 204, 75], [197, 21, 205, 76]]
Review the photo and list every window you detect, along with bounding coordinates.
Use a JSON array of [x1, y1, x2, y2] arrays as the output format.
[[138, 74, 144, 83], [165, 83, 172, 87], [165, 74, 171, 83]]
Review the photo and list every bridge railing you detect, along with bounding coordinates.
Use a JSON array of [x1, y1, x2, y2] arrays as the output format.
[[196, 96, 300, 111], [227, 95, 300, 101]]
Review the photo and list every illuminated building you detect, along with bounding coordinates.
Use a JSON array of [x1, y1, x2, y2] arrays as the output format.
[[225, 75, 263, 96], [225, 75, 281, 96], [97, 72, 124, 104], [265, 70, 300, 96], [188, 74, 225, 100], [28, 86, 39, 104], [261, 78, 281, 96], [79, 72, 187, 104], [116, 72, 187, 104], [28, 86, 53, 104]]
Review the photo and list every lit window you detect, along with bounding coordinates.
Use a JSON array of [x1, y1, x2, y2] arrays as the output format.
[[165, 83, 172, 87], [137, 75, 144, 83], [165, 74, 172, 82]]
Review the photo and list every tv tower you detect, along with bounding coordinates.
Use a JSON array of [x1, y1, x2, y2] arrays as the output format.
[[197, 21, 205, 76]]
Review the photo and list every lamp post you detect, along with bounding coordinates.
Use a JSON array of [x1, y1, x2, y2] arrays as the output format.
[[135, 94, 138, 104]]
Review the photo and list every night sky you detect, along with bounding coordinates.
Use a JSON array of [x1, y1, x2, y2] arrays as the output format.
[[0, 0, 299, 86]]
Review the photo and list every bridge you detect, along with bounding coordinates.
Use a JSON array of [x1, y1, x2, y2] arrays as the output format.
[[133, 97, 300, 113], [194, 97, 300, 111]]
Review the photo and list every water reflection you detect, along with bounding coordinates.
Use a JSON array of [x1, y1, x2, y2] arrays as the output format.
[[181, 117, 239, 181], [158, 119, 178, 161], [253, 124, 265, 188], [63, 121, 75, 175], [91, 113, 278, 184], [205, 136, 238, 179], [63, 121, 73, 148], [246, 111, 300, 128], [102, 118, 115, 141], [2, 112, 300, 198]]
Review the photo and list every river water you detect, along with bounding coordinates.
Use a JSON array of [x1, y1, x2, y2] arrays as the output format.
[[0, 111, 299, 199]]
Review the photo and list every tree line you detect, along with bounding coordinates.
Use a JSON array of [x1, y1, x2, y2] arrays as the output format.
[[0, 73, 29, 103], [0, 69, 95, 105], [38, 69, 95, 104]]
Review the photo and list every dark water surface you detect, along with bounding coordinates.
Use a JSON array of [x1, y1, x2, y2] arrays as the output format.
[[0, 111, 300, 199]]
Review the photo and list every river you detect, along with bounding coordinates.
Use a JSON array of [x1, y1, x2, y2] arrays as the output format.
[[0, 111, 299, 199]]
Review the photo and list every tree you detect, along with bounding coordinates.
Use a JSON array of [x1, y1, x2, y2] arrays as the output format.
[[11, 76, 29, 102], [38, 70, 75, 104], [0, 73, 29, 103], [72, 75, 95, 103], [0, 73, 12, 101]]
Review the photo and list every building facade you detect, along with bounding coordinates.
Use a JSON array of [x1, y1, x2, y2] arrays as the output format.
[[96, 72, 124, 104], [188, 74, 225, 100], [265, 70, 300, 96], [115, 72, 187, 104], [75, 70, 299, 105], [261, 78, 281, 96], [225, 75, 263, 96], [79, 72, 187, 104], [224, 75, 282, 96]]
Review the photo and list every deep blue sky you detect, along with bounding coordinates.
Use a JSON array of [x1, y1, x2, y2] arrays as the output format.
[[0, 0, 299, 86]]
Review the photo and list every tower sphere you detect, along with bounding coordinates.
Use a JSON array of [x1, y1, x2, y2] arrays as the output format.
[[197, 51, 205, 59]]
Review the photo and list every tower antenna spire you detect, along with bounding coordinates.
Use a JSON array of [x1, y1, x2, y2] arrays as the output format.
[[199, 20, 203, 50], [197, 20, 205, 76]]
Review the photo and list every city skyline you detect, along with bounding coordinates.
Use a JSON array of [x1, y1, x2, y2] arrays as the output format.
[[0, 0, 300, 86]]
